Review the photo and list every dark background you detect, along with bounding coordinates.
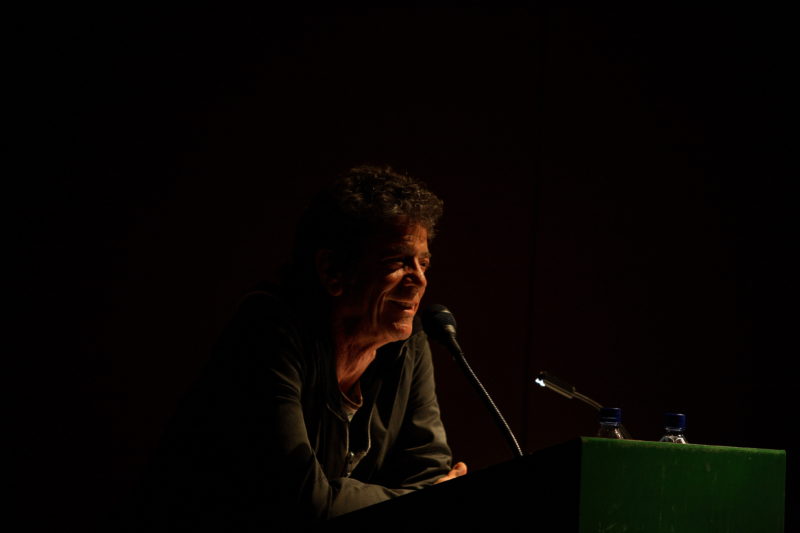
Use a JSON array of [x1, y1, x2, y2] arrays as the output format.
[[14, 4, 796, 531]]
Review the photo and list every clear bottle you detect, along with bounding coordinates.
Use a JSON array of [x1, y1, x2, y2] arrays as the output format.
[[659, 412, 688, 443], [597, 407, 625, 439]]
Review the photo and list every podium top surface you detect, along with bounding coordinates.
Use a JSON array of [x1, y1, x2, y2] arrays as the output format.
[[577, 435, 786, 455]]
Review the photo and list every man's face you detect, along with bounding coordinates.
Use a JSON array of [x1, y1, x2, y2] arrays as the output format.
[[334, 222, 430, 347]]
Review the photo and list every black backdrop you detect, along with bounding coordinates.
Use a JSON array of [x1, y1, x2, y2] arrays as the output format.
[[14, 5, 797, 531]]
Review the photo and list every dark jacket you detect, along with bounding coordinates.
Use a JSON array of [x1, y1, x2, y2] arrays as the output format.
[[129, 289, 452, 531]]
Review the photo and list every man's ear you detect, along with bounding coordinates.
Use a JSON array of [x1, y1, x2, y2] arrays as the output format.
[[315, 249, 344, 297]]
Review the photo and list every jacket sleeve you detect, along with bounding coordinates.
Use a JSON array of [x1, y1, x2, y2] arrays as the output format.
[[373, 333, 454, 490]]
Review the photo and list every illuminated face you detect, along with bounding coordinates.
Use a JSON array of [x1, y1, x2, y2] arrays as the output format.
[[334, 222, 430, 347]]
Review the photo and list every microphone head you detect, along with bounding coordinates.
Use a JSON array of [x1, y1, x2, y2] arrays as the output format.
[[421, 304, 457, 343]]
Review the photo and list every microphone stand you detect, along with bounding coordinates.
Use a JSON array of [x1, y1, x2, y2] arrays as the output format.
[[448, 338, 524, 459], [422, 304, 523, 458]]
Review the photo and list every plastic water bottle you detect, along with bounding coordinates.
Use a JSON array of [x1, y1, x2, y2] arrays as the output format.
[[659, 412, 688, 443], [597, 407, 625, 439]]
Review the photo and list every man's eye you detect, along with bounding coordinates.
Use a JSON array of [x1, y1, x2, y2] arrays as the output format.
[[383, 257, 430, 271], [384, 259, 404, 270]]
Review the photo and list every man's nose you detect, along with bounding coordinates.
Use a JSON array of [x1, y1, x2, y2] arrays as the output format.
[[405, 260, 427, 286]]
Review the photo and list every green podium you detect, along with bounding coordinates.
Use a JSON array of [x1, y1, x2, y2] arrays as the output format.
[[328, 437, 786, 532]]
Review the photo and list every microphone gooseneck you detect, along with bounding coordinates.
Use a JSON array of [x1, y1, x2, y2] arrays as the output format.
[[422, 304, 524, 459]]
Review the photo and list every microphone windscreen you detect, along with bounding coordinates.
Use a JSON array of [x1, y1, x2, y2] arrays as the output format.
[[421, 304, 457, 341]]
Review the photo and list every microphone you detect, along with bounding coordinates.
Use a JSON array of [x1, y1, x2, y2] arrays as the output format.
[[422, 304, 524, 458]]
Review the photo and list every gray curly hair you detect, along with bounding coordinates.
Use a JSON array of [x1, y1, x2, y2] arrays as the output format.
[[289, 165, 444, 289]]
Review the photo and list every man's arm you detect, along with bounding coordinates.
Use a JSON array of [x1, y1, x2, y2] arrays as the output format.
[[372, 333, 466, 489]]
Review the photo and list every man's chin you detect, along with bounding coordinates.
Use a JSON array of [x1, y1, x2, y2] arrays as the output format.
[[387, 321, 414, 341]]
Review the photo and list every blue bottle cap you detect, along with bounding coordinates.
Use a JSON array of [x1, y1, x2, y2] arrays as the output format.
[[664, 412, 686, 430], [599, 407, 622, 424]]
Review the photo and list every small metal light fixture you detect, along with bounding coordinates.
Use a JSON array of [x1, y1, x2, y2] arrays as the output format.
[[534, 371, 603, 410], [534, 370, 632, 439]]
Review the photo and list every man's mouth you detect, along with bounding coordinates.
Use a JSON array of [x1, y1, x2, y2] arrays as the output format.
[[388, 300, 416, 311]]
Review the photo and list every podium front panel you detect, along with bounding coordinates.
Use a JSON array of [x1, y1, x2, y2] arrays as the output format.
[[578, 437, 786, 533], [328, 437, 786, 532]]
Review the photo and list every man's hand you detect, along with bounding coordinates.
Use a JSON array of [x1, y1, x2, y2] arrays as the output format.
[[433, 461, 468, 484]]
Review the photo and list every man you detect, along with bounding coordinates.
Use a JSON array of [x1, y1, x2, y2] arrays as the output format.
[[130, 166, 466, 531]]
